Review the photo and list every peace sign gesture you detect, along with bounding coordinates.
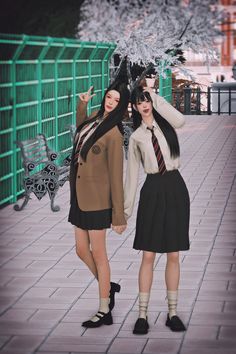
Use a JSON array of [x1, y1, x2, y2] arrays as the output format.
[[79, 86, 96, 103]]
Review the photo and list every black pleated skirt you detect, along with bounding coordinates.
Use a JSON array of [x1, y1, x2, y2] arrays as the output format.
[[134, 170, 190, 253], [68, 193, 112, 230]]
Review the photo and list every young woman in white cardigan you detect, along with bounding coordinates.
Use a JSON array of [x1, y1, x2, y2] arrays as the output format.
[[124, 86, 190, 335]]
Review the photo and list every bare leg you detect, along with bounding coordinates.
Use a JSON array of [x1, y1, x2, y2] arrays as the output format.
[[74, 226, 98, 279], [89, 229, 110, 298], [165, 252, 180, 291], [139, 251, 156, 292]]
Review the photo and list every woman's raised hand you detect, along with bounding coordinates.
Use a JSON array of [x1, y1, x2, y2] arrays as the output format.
[[79, 86, 96, 103]]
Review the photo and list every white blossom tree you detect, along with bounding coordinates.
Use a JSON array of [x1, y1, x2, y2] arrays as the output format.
[[77, 0, 225, 85]]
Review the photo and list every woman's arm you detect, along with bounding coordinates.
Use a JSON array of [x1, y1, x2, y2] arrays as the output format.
[[107, 130, 127, 227], [146, 88, 185, 129], [76, 86, 96, 127], [124, 135, 141, 219]]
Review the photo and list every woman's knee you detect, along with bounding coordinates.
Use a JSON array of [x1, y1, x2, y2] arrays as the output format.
[[142, 251, 156, 265], [167, 252, 179, 264], [91, 248, 107, 265], [75, 244, 90, 261]]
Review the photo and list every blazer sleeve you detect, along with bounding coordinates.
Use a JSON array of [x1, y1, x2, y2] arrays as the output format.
[[124, 135, 141, 219], [150, 91, 185, 129], [107, 130, 127, 226], [76, 99, 88, 127], [76, 98, 99, 128]]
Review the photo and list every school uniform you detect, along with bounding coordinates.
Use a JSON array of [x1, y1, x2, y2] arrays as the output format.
[[68, 100, 126, 230], [124, 92, 190, 253]]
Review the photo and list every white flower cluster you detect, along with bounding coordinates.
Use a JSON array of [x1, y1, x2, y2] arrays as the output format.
[[77, 0, 226, 77]]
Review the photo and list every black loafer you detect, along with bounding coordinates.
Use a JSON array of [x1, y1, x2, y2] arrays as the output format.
[[133, 317, 149, 335], [82, 311, 113, 328], [109, 282, 121, 311], [166, 314, 186, 332]]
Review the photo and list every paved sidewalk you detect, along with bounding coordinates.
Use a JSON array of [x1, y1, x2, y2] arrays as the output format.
[[0, 115, 235, 354]]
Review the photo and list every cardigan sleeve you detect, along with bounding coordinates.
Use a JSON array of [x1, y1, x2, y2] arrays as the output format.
[[150, 91, 185, 129], [107, 129, 127, 226], [124, 135, 141, 219]]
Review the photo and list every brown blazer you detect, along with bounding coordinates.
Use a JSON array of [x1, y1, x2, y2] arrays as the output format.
[[70, 100, 126, 226]]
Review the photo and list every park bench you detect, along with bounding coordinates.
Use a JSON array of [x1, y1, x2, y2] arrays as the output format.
[[14, 134, 71, 212]]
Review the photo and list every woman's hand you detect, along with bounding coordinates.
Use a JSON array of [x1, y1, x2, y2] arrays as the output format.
[[143, 86, 154, 94], [79, 86, 96, 103], [112, 224, 127, 235]]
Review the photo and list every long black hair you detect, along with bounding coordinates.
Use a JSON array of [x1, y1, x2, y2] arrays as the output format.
[[78, 81, 130, 161], [131, 86, 180, 158]]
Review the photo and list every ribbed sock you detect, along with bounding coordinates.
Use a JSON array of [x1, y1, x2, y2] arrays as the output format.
[[167, 290, 178, 319], [139, 292, 150, 319], [91, 297, 110, 322]]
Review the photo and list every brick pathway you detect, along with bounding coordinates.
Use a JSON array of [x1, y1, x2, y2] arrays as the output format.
[[0, 115, 235, 354]]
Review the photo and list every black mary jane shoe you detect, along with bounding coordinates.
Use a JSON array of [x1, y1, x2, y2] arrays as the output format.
[[109, 282, 121, 311], [133, 317, 149, 335], [82, 311, 113, 328], [166, 314, 186, 332]]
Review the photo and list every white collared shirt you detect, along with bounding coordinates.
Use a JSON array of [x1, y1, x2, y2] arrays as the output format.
[[74, 119, 101, 162], [124, 91, 185, 219]]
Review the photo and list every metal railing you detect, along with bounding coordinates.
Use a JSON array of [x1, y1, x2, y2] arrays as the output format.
[[172, 86, 236, 115]]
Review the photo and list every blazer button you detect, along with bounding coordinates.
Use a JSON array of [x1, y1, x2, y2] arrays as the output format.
[[78, 176, 80, 179], [80, 163, 83, 165]]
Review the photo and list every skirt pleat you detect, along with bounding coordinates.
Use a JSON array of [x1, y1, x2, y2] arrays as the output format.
[[68, 193, 112, 230], [134, 170, 190, 253]]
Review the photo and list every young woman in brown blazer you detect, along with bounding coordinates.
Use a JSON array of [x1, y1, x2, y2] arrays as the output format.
[[68, 81, 130, 328]]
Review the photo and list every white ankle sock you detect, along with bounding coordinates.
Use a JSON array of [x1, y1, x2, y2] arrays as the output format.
[[167, 290, 178, 318], [91, 297, 110, 322], [139, 292, 150, 319]]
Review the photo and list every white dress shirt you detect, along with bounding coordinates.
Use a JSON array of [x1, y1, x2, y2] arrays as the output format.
[[74, 119, 102, 163], [124, 91, 185, 219]]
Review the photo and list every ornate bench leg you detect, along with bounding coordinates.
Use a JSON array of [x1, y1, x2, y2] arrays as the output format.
[[46, 178, 60, 212], [50, 194, 60, 212], [13, 193, 31, 211]]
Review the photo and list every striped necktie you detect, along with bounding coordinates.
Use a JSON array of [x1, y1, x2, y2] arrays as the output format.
[[147, 126, 167, 175], [74, 120, 99, 164]]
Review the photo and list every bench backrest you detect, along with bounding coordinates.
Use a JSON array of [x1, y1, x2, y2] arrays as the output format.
[[16, 134, 58, 176]]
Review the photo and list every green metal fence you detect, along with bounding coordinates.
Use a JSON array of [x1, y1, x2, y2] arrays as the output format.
[[159, 68, 172, 102], [0, 33, 116, 207]]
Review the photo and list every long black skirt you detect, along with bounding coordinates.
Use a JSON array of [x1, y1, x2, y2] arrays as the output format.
[[134, 170, 190, 253], [68, 193, 112, 230]]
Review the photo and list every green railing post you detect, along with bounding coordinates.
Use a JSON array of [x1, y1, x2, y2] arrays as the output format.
[[72, 44, 85, 125], [11, 35, 28, 203]]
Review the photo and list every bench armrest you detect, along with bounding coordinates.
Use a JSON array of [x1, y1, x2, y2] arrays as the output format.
[[48, 149, 58, 161], [62, 154, 72, 166]]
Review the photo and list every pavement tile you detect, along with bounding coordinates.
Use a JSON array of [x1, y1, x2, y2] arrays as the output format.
[[184, 325, 219, 340], [219, 326, 236, 340], [2, 335, 44, 352], [0, 308, 36, 322], [223, 301, 236, 313], [0, 321, 52, 336], [108, 338, 146, 353], [190, 312, 236, 326], [143, 338, 182, 354], [198, 290, 236, 301], [193, 301, 224, 313]]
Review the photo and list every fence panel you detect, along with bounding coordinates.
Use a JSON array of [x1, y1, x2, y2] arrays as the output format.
[[0, 34, 115, 206]]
